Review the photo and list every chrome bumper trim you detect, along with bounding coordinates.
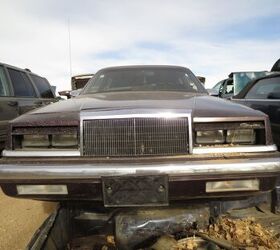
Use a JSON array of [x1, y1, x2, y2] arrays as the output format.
[[3, 145, 276, 158], [193, 145, 277, 154], [0, 158, 279, 180], [2, 150, 80, 157]]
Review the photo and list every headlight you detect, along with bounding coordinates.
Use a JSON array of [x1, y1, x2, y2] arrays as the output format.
[[226, 129, 256, 144], [19, 132, 78, 149], [52, 134, 78, 147], [22, 135, 50, 148], [194, 121, 265, 147], [196, 130, 224, 144]]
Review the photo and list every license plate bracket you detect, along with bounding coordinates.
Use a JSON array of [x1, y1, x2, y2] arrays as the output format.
[[102, 175, 169, 207]]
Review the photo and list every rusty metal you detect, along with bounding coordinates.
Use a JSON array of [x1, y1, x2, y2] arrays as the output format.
[[115, 206, 210, 249]]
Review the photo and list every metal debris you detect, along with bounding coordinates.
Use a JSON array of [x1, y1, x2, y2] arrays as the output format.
[[115, 206, 209, 249], [146, 216, 280, 250], [203, 216, 280, 249]]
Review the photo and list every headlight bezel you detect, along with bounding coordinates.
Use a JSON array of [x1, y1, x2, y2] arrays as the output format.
[[194, 121, 266, 147], [12, 126, 79, 150], [8, 121, 268, 152]]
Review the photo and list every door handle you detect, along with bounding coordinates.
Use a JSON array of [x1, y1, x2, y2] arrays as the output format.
[[8, 101, 18, 107]]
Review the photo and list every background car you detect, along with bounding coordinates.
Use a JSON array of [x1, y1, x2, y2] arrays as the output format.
[[59, 73, 94, 99], [0, 62, 56, 149], [232, 73, 280, 148], [210, 71, 271, 98], [71, 74, 94, 90]]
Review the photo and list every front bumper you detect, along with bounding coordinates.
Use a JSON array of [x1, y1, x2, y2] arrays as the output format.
[[0, 157, 280, 180], [0, 155, 280, 201]]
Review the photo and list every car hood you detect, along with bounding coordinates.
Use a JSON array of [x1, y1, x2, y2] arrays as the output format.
[[11, 91, 265, 125]]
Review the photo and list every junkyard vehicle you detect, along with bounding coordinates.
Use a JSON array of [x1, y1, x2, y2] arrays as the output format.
[[0, 62, 56, 150], [0, 65, 280, 249], [59, 73, 94, 99], [214, 58, 280, 98], [72, 74, 94, 90], [232, 73, 280, 149], [210, 71, 271, 98]]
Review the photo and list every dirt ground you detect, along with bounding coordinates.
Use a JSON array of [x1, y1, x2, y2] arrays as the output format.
[[0, 189, 57, 250]]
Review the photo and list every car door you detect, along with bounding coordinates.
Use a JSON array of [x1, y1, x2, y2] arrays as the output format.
[[6, 67, 40, 115], [0, 65, 19, 145], [220, 79, 234, 99], [243, 77, 280, 147]]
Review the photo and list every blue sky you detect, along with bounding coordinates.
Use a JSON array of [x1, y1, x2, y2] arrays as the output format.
[[224, 15, 280, 40], [1, 0, 280, 90]]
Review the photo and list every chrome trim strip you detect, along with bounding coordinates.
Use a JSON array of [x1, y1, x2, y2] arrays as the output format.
[[0, 158, 279, 180], [80, 109, 193, 155], [193, 117, 265, 122], [2, 150, 80, 157], [188, 112, 193, 153], [80, 112, 84, 156], [81, 113, 192, 119], [193, 145, 277, 154], [80, 109, 192, 119], [3, 145, 276, 157]]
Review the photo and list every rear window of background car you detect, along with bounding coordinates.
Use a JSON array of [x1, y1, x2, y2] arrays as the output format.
[[0, 66, 10, 96], [30, 75, 54, 98], [246, 77, 280, 99], [8, 68, 36, 97]]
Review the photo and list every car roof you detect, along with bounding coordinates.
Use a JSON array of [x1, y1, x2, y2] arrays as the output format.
[[228, 71, 268, 78], [233, 72, 280, 99], [98, 65, 189, 72], [0, 61, 46, 79]]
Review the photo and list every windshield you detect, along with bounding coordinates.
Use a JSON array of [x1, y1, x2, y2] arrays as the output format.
[[82, 67, 206, 94], [233, 71, 271, 95]]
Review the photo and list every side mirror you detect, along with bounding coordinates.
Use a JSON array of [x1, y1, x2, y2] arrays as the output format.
[[58, 90, 71, 99], [267, 92, 280, 99], [58, 89, 82, 99]]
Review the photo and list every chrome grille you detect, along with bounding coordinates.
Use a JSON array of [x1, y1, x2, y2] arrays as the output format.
[[82, 118, 189, 157]]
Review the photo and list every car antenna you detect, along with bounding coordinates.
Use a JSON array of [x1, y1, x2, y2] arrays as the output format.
[[68, 18, 73, 79]]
